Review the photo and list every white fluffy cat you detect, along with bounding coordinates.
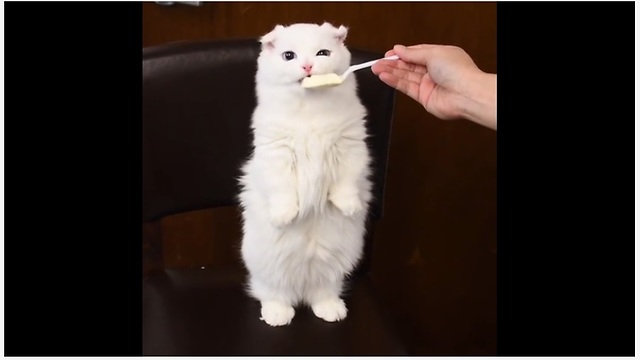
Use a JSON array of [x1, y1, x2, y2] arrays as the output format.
[[238, 22, 373, 327]]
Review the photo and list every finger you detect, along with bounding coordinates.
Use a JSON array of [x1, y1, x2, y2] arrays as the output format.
[[393, 44, 440, 65], [394, 59, 427, 74], [371, 61, 386, 75], [376, 63, 425, 85], [378, 72, 421, 103], [404, 44, 441, 50], [372, 62, 398, 75], [384, 49, 396, 57], [375, 58, 427, 76]]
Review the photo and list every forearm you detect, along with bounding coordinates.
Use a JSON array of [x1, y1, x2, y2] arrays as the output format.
[[254, 148, 299, 227], [254, 146, 297, 201], [331, 137, 369, 192], [458, 72, 497, 130], [328, 138, 369, 216]]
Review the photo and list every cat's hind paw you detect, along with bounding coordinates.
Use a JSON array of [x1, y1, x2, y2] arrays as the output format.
[[312, 298, 348, 322], [260, 301, 295, 327]]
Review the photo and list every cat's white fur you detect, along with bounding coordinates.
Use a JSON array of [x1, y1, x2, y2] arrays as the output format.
[[238, 23, 372, 327]]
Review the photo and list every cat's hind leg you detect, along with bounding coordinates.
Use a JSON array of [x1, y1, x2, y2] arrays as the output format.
[[260, 301, 295, 327], [249, 277, 296, 327], [306, 281, 348, 322]]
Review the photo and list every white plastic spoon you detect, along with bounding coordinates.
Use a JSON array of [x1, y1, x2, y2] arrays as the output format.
[[301, 55, 400, 89]]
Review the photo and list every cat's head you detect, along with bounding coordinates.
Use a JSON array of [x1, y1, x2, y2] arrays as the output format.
[[256, 23, 352, 87]]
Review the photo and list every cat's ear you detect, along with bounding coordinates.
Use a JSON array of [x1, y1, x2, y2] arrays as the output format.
[[334, 25, 349, 43], [260, 25, 284, 50], [321, 22, 348, 43]]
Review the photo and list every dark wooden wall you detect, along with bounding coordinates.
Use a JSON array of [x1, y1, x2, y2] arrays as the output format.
[[143, 1, 496, 355]]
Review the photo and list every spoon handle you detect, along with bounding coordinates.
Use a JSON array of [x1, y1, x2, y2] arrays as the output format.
[[347, 55, 400, 74]]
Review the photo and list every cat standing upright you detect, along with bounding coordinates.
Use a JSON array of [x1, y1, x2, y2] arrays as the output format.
[[238, 22, 373, 327]]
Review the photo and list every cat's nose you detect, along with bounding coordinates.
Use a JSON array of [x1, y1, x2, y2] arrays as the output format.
[[302, 64, 313, 74]]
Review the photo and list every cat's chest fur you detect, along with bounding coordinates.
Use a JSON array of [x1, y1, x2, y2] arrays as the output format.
[[281, 116, 345, 217], [255, 102, 362, 217]]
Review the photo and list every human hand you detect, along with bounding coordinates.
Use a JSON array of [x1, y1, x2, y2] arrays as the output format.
[[372, 44, 487, 122]]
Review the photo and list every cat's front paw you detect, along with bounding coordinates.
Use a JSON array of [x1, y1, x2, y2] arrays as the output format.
[[329, 191, 363, 217], [269, 202, 299, 228]]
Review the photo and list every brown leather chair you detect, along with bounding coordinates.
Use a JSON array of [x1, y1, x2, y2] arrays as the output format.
[[143, 39, 403, 355]]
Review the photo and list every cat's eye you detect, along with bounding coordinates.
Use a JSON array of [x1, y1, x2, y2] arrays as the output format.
[[282, 51, 297, 61], [316, 49, 331, 57]]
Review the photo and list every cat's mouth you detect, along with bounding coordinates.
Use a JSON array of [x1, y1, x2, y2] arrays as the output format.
[[298, 75, 312, 83]]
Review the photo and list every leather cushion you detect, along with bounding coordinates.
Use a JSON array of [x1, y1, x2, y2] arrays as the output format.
[[143, 269, 406, 355]]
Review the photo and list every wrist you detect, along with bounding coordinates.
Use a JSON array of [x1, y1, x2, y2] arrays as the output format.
[[456, 71, 497, 130]]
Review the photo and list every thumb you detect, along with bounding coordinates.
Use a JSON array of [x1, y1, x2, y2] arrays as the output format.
[[393, 44, 437, 66]]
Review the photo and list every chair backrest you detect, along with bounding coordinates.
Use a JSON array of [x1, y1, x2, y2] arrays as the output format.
[[143, 39, 396, 222]]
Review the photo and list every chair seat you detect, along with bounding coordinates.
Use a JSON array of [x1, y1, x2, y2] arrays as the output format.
[[143, 268, 406, 355]]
